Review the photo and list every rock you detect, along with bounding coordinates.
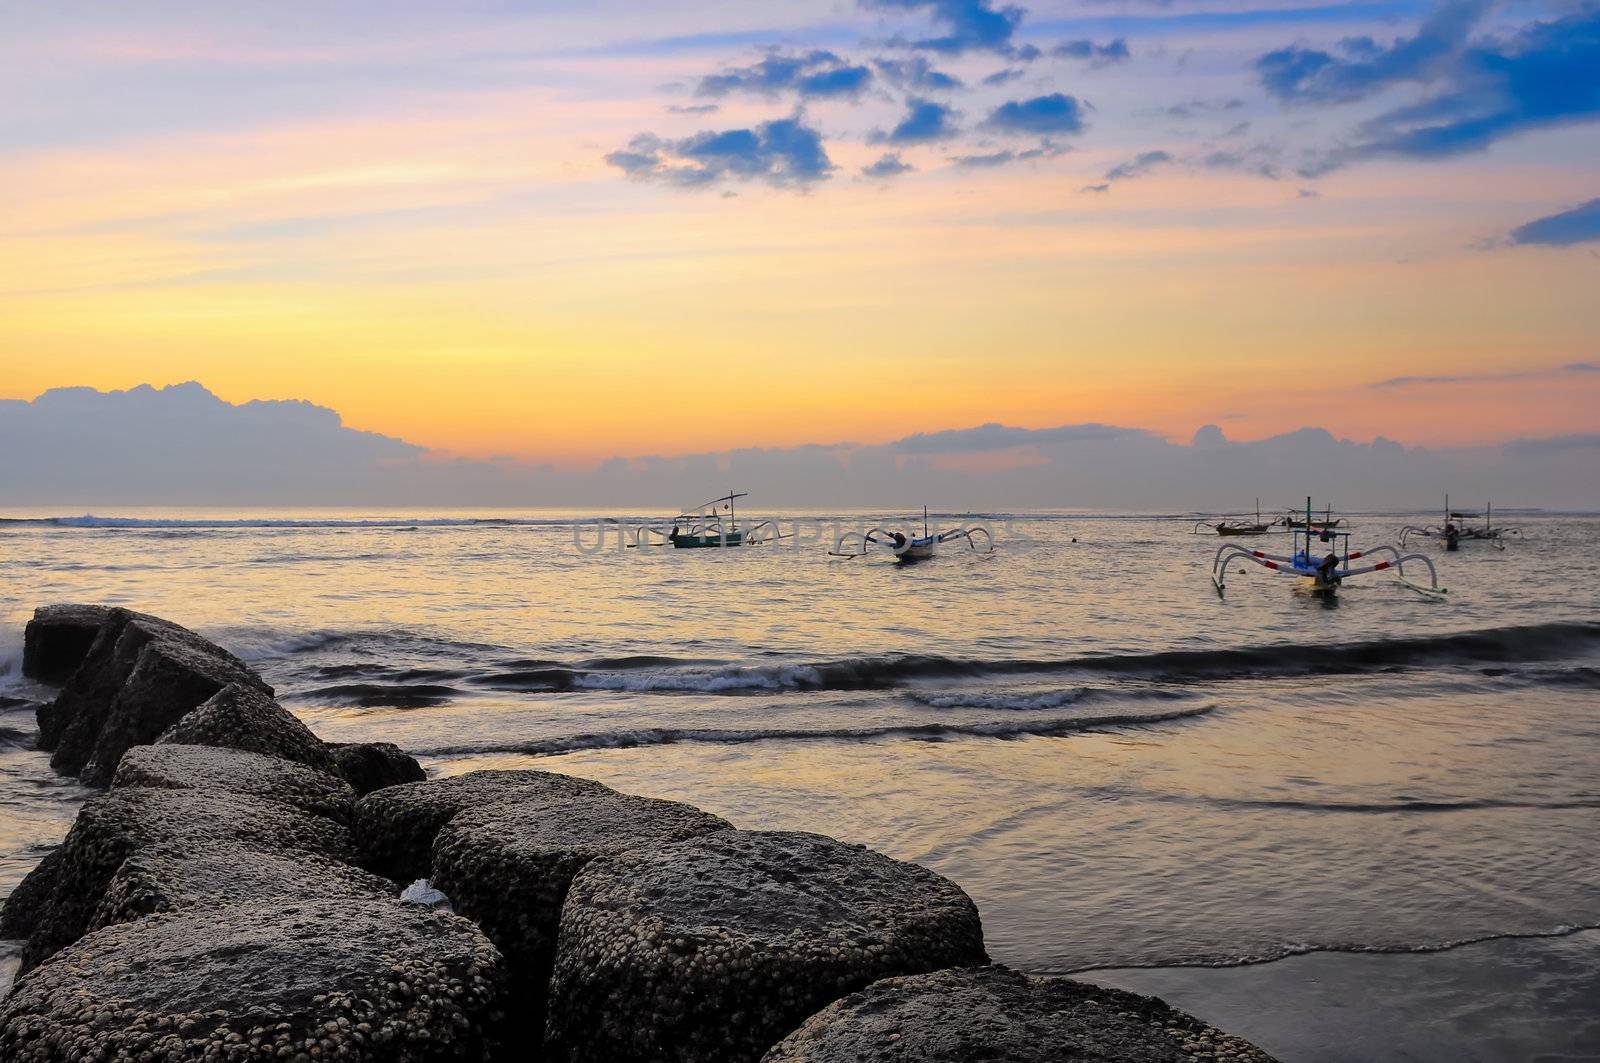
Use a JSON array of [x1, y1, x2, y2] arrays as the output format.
[[329, 741, 427, 796], [432, 792, 731, 1026], [89, 841, 395, 933], [158, 681, 336, 772], [0, 898, 506, 1062], [113, 744, 357, 822], [352, 768, 606, 881], [21, 604, 112, 685], [761, 965, 1280, 1063], [44, 609, 270, 783], [0, 850, 63, 940], [18, 787, 352, 972], [546, 830, 989, 1063]]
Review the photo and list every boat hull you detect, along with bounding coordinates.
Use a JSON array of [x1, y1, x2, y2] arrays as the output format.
[[670, 531, 744, 548]]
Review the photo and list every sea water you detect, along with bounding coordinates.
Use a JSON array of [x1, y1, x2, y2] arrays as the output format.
[[2, 509, 1597, 1060]]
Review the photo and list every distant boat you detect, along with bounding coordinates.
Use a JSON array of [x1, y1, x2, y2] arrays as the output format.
[[1400, 495, 1522, 551], [1194, 499, 1274, 537], [1281, 501, 1341, 529], [636, 492, 780, 548], [832, 506, 993, 563]]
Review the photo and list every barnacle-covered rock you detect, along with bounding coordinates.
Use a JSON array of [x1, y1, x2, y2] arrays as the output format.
[[21, 604, 112, 685], [158, 681, 336, 772], [329, 741, 427, 796], [114, 743, 356, 822], [89, 841, 395, 932], [353, 768, 606, 880], [432, 791, 731, 1023], [0, 849, 63, 939], [18, 787, 352, 972], [547, 830, 989, 1063], [761, 965, 1280, 1063], [44, 608, 270, 783], [0, 898, 506, 1062]]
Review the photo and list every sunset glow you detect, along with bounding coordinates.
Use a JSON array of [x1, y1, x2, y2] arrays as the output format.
[[3, 1, 1597, 461]]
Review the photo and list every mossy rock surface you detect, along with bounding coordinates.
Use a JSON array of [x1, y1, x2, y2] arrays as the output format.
[[761, 965, 1280, 1063], [352, 768, 606, 881], [547, 829, 989, 1063], [114, 743, 356, 822], [0, 898, 506, 1062]]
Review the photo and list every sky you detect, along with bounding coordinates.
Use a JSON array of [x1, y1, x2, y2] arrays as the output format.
[[2, 0, 1597, 467]]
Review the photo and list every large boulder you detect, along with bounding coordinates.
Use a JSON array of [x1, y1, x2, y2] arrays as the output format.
[[21, 604, 112, 685], [432, 792, 731, 1025], [16, 787, 352, 972], [0, 850, 63, 939], [0, 898, 506, 1062], [353, 768, 606, 881], [546, 830, 989, 1063], [761, 965, 1280, 1063], [330, 741, 427, 796], [90, 841, 395, 933], [113, 743, 357, 822], [44, 609, 270, 783], [158, 681, 336, 772]]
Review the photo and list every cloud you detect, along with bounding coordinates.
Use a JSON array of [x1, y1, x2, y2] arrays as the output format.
[[606, 117, 834, 188], [1105, 149, 1172, 181], [870, 96, 960, 144], [6, 383, 1596, 508], [1279, 4, 1600, 173], [1079, 182, 1110, 193], [951, 140, 1067, 167], [667, 103, 720, 115], [1052, 38, 1130, 64], [981, 67, 1025, 86], [1201, 148, 1280, 179], [1370, 362, 1600, 389], [982, 93, 1086, 135], [860, 0, 1027, 55], [872, 56, 963, 91], [1255, 0, 1488, 104], [1165, 98, 1245, 120], [862, 152, 915, 177], [1508, 197, 1600, 248], [696, 50, 873, 100]]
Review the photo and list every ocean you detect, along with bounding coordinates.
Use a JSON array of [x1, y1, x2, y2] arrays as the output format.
[[2, 508, 1597, 1061]]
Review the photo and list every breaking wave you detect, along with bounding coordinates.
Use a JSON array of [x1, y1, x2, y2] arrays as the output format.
[[414, 704, 1215, 757]]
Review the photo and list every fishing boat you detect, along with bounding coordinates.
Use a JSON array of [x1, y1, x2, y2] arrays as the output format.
[[1281, 501, 1342, 530], [1400, 496, 1522, 551], [1194, 499, 1274, 537], [635, 492, 781, 548], [831, 507, 993, 563], [1212, 497, 1444, 597]]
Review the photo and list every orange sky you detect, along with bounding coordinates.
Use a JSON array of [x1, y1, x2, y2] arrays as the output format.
[[3, 2, 1597, 462]]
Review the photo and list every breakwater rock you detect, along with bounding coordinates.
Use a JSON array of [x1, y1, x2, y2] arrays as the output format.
[[2, 604, 1279, 1063], [762, 964, 1278, 1063], [0, 899, 505, 1063], [546, 829, 990, 1063]]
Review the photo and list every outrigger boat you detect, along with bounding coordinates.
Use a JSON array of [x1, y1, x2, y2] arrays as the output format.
[[1194, 499, 1274, 537], [1400, 496, 1522, 551], [1281, 501, 1342, 530], [635, 492, 782, 548], [831, 507, 993, 563], [1212, 497, 1445, 598]]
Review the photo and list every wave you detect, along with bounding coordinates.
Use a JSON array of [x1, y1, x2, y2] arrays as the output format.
[[0, 515, 573, 530], [1061, 922, 1600, 975], [413, 704, 1215, 757], [289, 682, 463, 708]]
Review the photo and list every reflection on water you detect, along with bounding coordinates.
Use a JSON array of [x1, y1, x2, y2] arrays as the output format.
[[2, 510, 1598, 1057]]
